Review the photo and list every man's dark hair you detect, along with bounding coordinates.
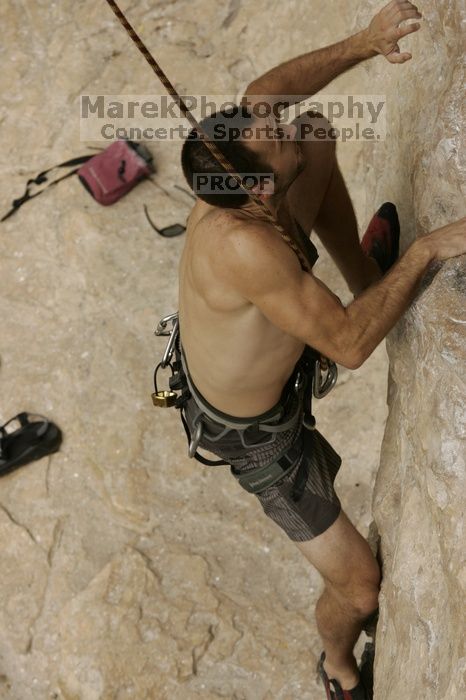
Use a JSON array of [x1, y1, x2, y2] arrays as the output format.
[[181, 106, 276, 209]]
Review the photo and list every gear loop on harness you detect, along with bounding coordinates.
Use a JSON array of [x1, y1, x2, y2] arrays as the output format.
[[188, 416, 204, 458]]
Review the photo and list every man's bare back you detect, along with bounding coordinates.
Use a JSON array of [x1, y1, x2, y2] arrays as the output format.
[[178, 197, 312, 417]]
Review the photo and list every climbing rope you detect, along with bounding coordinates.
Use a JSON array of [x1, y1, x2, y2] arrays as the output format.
[[103, 0, 311, 273]]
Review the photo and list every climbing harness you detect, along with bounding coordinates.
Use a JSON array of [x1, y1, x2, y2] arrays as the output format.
[[153, 312, 338, 501]]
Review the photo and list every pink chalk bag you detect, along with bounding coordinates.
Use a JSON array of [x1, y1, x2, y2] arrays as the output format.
[[1, 139, 154, 222]]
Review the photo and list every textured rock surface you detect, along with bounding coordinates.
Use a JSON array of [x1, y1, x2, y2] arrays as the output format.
[[0, 1, 397, 698], [359, 1, 466, 698]]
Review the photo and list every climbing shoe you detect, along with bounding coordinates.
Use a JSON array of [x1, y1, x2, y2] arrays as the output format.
[[361, 202, 400, 274], [317, 651, 369, 700]]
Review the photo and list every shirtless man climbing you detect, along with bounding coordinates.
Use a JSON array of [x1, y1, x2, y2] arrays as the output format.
[[169, 2, 466, 697]]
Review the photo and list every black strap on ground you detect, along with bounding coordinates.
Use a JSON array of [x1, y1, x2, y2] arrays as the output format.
[[1, 155, 93, 222]]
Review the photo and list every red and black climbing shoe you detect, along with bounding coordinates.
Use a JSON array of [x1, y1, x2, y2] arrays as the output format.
[[361, 202, 400, 274], [317, 651, 369, 700]]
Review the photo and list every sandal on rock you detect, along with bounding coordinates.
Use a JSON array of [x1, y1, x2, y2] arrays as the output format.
[[361, 202, 400, 274], [317, 651, 369, 700], [0, 412, 62, 477]]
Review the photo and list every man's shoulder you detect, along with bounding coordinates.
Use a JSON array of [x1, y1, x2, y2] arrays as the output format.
[[213, 214, 293, 274], [191, 202, 275, 255], [188, 200, 256, 240], [210, 220, 305, 308], [188, 201, 302, 283]]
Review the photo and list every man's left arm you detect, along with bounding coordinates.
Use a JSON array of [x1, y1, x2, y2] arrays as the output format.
[[242, 0, 422, 107], [313, 161, 383, 297]]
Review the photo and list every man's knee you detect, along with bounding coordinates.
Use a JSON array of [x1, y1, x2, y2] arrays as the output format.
[[325, 566, 381, 619], [346, 584, 380, 619]]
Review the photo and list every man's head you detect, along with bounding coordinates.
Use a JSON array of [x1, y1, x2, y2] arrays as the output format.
[[181, 105, 306, 209]]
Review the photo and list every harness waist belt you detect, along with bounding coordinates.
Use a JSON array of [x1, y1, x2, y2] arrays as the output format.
[[179, 343, 304, 434]]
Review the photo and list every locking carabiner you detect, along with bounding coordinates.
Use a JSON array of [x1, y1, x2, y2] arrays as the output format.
[[152, 362, 178, 407], [313, 358, 338, 398]]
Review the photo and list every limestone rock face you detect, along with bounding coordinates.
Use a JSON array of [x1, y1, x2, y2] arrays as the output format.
[[360, 2, 466, 698]]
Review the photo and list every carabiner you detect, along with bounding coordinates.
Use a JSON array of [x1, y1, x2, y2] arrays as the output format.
[[155, 311, 179, 337], [154, 312, 180, 368], [161, 316, 179, 368], [313, 359, 338, 398]]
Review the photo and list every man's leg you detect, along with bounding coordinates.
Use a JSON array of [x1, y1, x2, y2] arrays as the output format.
[[285, 111, 382, 293], [295, 509, 381, 690], [285, 111, 338, 232], [285, 113, 381, 689]]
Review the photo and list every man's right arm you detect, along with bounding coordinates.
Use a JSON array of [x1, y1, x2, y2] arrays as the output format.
[[344, 240, 433, 366], [347, 217, 466, 365], [218, 218, 466, 369]]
